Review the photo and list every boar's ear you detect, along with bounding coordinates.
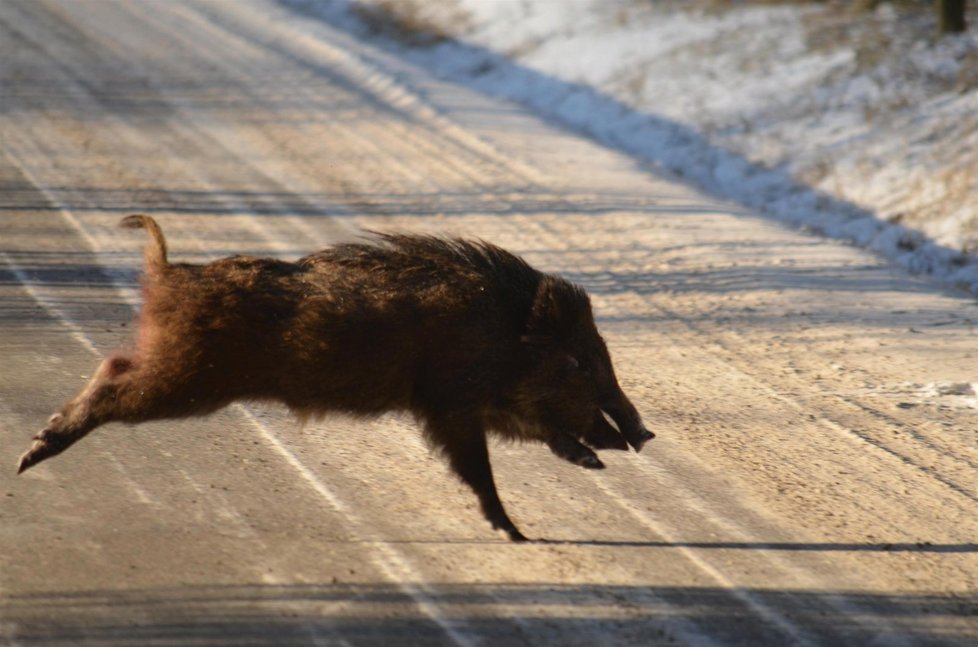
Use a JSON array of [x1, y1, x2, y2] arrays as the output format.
[[524, 275, 588, 341]]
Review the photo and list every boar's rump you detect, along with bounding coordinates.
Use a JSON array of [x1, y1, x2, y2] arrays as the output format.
[[17, 215, 653, 541]]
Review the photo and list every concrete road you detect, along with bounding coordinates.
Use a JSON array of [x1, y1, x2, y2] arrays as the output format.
[[1, 1, 977, 644]]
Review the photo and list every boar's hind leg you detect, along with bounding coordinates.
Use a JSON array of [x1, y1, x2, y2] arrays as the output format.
[[547, 433, 604, 469], [427, 416, 527, 542], [18, 354, 147, 474]]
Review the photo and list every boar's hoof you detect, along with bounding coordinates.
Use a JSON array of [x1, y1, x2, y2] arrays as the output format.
[[17, 439, 52, 475], [502, 526, 529, 542], [16, 424, 72, 475]]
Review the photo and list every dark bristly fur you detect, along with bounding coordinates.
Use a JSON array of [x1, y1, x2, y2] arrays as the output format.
[[17, 215, 653, 541]]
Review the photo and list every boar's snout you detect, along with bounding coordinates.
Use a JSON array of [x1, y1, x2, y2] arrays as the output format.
[[587, 343, 653, 453], [600, 397, 654, 452], [544, 346, 652, 454]]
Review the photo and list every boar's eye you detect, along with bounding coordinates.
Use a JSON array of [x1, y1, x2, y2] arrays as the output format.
[[565, 354, 590, 375]]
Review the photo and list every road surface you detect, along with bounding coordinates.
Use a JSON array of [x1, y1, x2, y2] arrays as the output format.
[[1, 1, 977, 645]]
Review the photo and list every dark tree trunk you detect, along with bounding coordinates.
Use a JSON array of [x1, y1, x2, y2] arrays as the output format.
[[937, 0, 967, 35]]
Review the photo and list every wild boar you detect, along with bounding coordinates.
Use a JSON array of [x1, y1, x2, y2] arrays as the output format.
[[17, 215, 653, 541]]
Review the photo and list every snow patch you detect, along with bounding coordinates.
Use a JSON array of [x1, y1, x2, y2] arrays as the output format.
[[885, 382, 978, 410], [924, 382, 977, 398], [289, 0, 978, 295]]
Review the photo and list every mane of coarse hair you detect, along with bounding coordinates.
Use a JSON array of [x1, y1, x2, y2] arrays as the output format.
[[319, 232, 543, 293], [303, 232, 554, 330], [371, 232, 535, 277]]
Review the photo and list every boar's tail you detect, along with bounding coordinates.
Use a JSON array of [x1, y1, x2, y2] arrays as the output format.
[[120, 214, 168, 271]]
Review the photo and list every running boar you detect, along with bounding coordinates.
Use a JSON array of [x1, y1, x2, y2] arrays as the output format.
[[17, 215, 653, 541]]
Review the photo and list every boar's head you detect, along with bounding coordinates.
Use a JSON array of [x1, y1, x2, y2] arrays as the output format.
[[517, 275, 654, 459]]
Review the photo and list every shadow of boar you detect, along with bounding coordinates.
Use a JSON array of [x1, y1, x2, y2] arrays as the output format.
[[17, 215, 653, 541]]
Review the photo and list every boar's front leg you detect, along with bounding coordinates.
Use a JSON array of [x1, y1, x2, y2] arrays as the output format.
[[426, 414, 527, 542]]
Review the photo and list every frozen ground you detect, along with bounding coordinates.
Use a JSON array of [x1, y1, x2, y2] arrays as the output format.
[[291, 0, 978, 292]]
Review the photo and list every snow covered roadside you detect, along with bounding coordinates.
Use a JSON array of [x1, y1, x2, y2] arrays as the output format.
[[279, 0, 978, 294]]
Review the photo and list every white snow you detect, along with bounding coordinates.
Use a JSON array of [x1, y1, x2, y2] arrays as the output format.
[[877, 382, 978, 410], [283, 0, 978, 293]]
